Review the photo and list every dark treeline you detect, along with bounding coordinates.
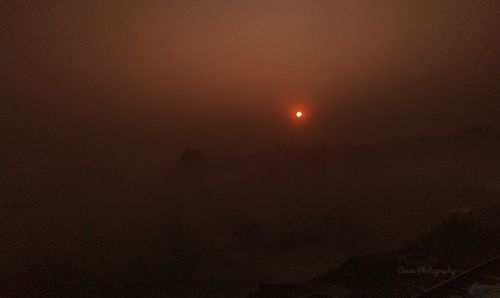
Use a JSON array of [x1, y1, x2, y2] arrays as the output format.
[[1, 126, 499, 297]]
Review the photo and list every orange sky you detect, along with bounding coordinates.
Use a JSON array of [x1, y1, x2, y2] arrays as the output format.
[[2, 0, 499, 152]]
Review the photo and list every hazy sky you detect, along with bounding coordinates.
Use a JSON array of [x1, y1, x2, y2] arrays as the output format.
[[2, 0, 499, 152]]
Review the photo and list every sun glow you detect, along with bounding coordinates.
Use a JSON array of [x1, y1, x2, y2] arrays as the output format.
[[296, 111, 303, 118]]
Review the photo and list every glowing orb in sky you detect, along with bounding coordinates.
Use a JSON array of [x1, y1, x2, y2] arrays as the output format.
[[296, 111, 303, 118]]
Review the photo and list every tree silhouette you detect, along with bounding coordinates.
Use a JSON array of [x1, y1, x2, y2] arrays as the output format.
[[180, 148, 206, 166]]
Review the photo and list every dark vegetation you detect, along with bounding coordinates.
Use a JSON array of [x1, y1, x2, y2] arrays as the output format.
[[0, 127, 499, 297]]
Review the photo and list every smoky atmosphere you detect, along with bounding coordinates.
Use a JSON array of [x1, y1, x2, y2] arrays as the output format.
[[1, 1, 500, 297]]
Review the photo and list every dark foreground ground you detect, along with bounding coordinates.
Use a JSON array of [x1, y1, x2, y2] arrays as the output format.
[[251, 202, 500, 297], [1, 127, 499, 297]]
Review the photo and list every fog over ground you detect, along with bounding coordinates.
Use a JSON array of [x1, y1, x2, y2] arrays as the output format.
[[1, 1, 499, 297]]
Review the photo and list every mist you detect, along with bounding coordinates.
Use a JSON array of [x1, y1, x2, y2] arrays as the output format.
[[1, 1, 500, 297]]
